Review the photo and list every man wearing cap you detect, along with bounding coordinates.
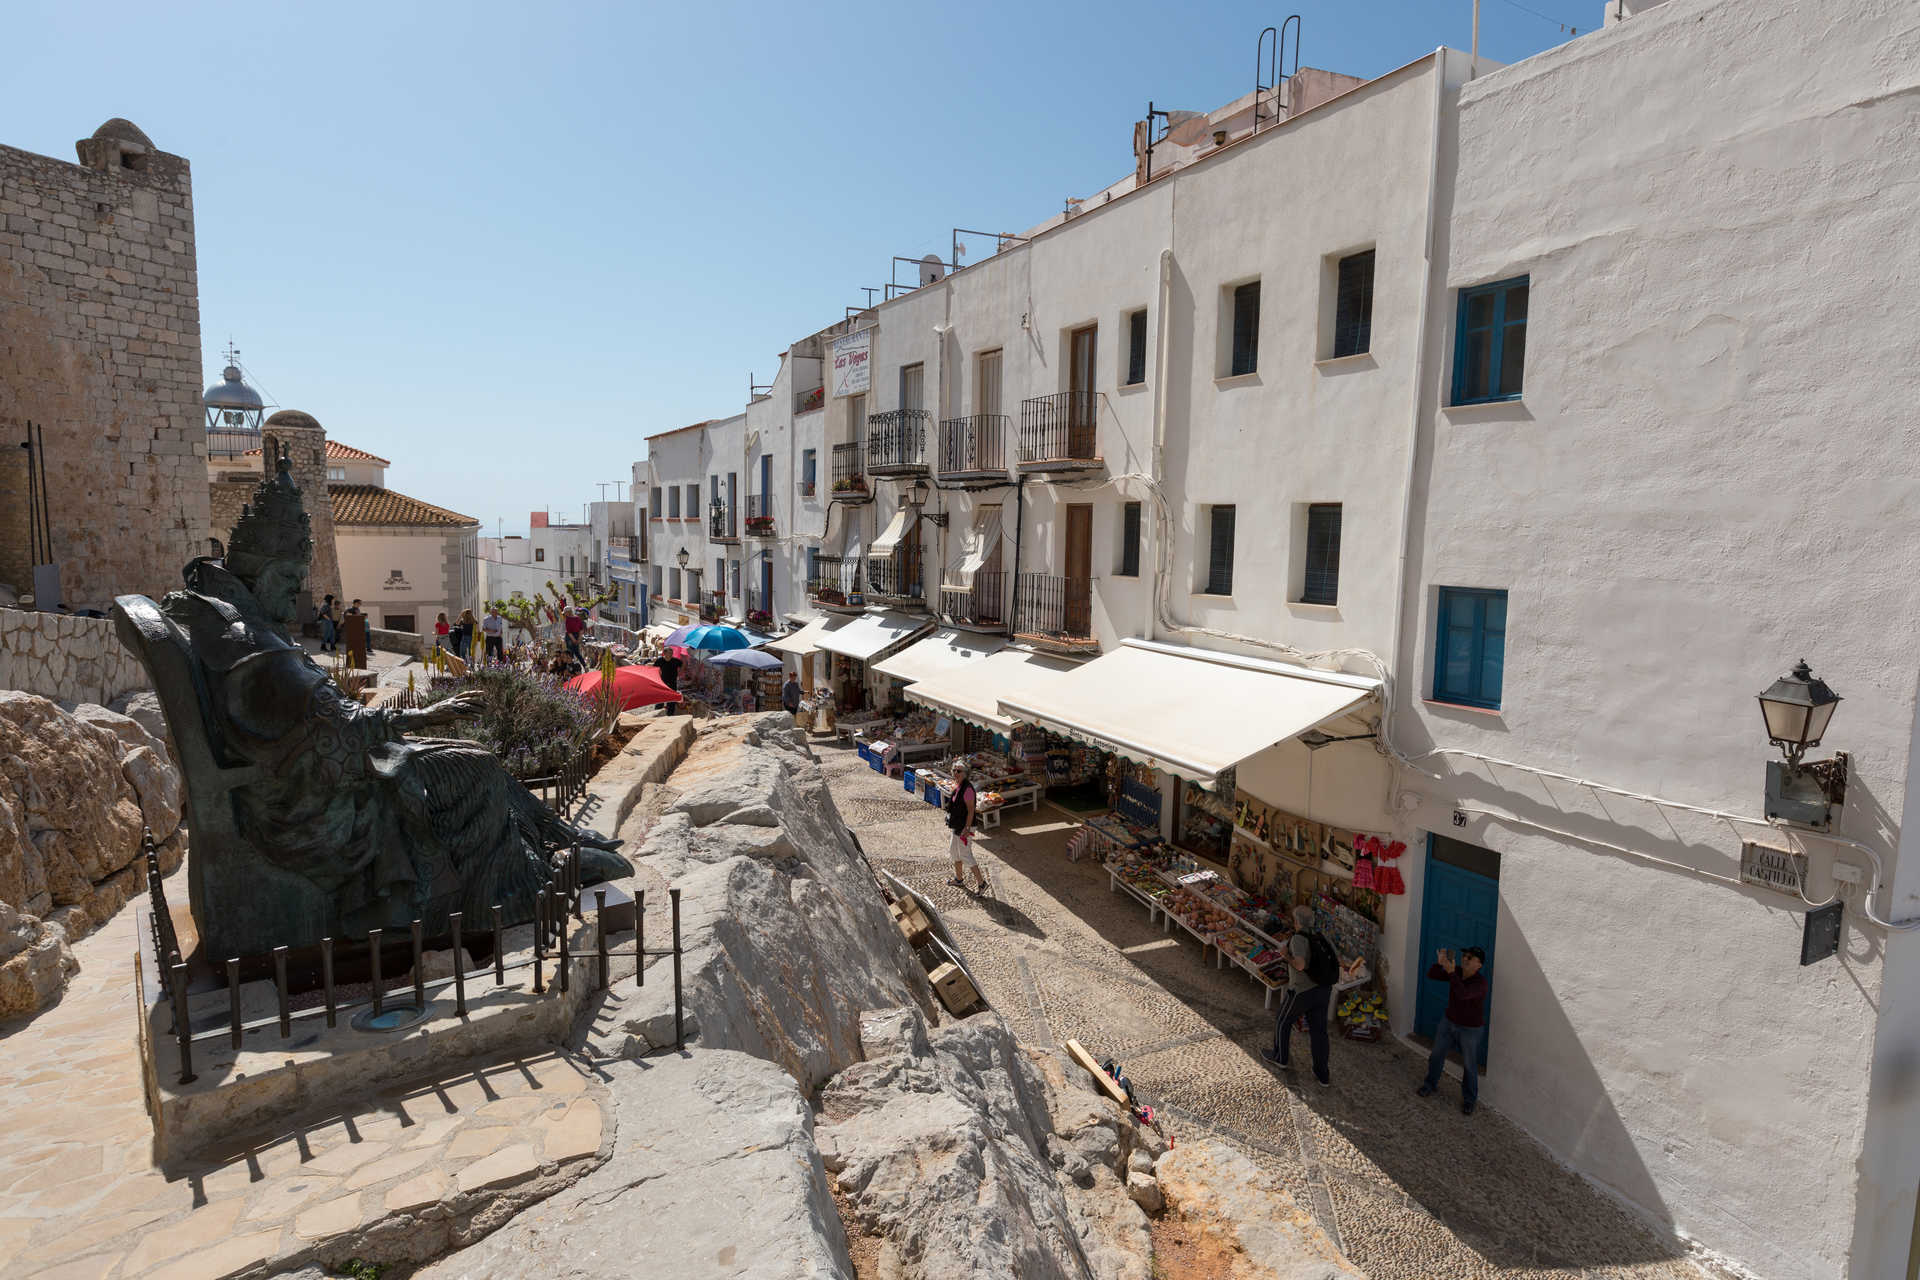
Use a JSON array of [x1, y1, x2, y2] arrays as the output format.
[[1262, 904, 1335, 1088], [1418, 946, 1489, 1115]]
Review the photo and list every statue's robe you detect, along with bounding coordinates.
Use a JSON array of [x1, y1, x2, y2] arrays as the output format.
[[161, 565, 607, 938]]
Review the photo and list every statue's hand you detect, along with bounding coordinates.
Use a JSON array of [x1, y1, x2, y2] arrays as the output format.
[[405, 690, 485, 730]]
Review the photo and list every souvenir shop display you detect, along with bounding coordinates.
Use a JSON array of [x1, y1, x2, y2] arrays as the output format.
[[1108, 757, 1164, 828], [1177, 781, 1234, 862], [1338, 988, 1389, 1042]]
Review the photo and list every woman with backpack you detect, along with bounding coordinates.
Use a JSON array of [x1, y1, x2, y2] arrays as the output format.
[[1262, 904, 1338, 1088], [945, 760, 988, 894]]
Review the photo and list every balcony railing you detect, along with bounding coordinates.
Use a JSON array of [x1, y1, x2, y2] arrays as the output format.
[[939, 568, 1006, 629], [866, 550, 925, 606], [745, 493, 775, 536], [937, 414, 1009, 478], [206, 426, 263, 460], [831, 442, 870, 499], [709, 509, 738, 542], [701, 591, 725, 623], [795, 386, 825, 414], [745, 588, 772, 628], [1018, 393, 1102, 467], [1015, 574, 1095, 645], [866, 410, 931, 475], [808, 555, 863, 608]]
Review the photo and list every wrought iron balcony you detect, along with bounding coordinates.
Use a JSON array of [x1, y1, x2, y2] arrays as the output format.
[[709, 508, 738, 543], [1015, 573, 1096, 649], [795, 386, 825, 414], [807, 555, 864, 609], [1017, 393, 1103, 470], [745, 493, 775, 537], [831, 442, 870, 501], [866, 410, 932, 475], [866, 549, 926, 607], [939, 568, 1007, 630], [937, 414, 1009, 481]]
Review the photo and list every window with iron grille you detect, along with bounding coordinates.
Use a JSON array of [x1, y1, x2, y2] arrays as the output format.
[[1118, 501, 1142, 577], [1433, 587, 1507, 709], [1453, 277, 1528, 404], [1125, 309, 1148, 386], [1301, 504, 1341, 605], [1204, 505, 1235, 596], [1333, 251, 1374, 358], [1229, 282, 1260, 377]]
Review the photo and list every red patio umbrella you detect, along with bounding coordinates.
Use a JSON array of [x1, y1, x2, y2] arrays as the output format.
[[566, 664, 683, 710]]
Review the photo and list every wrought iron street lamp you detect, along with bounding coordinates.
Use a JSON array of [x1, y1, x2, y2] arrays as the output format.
[[1758, 660, 1846, 829], [676, 547, 690, 570]]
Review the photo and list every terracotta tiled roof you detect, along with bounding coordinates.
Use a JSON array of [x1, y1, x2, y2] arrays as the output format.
[[243, 439, 392, 465], [644, 419, 717, 442], [328, 484, 477, 528]]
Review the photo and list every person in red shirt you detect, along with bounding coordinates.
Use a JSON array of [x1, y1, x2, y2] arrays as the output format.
[[1418, 946, 1488, 1115], [433, 611, 451, 652], [563, 607, 586, 664]]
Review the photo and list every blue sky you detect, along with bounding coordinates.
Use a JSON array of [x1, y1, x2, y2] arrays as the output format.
[[7, 0, 1582, 537]]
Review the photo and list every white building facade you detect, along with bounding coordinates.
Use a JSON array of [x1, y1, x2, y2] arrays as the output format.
[[627, 2, 1920, 1271]]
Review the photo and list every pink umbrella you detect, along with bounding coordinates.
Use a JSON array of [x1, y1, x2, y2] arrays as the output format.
[[566, 664, 682, 710]]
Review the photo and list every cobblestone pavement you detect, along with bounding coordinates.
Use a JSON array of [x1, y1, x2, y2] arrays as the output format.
[[0, 869, 609, 1279], [819, 742, 1720, 1280]]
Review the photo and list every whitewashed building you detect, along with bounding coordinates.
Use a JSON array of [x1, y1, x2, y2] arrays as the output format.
[[626, 2, 1920, 1271]]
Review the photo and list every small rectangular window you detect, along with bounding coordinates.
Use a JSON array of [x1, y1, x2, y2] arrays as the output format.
[[669, 568, 681, 600], [1301, 504, 1341, 605], [1205, 505, 1236, 596], [1453, 277, 1528, 404], [715, 558, 725, 594], [534, 547, 545, 562], [899, 363, 925, 413], [1433, 587, 1508, 709], [327, 465, 347, 482], [1119, 502, 1142, 577], [1125, 310, 1148, 386], [685, 484, 698, 517], [650, 486, 662, 515], [1229, 282, 1260, 377], [667, 488, 680, 518], [1333, 251, 1374, 358], [802, 449, 817, 494]]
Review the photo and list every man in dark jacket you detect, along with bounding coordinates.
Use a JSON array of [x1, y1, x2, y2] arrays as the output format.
[[1261, 905, 1337, 1088], [1418, 945, 1489, 1115]]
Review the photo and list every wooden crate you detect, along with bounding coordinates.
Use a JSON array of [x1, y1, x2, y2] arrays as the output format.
[[928, 961, 979, 1015]]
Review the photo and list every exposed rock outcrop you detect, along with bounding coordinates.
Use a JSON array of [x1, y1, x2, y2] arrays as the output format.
[[1154, 1139, 1366, 1279], [0, 690, 184, 1021], [817, 1005, 1153, 1280]]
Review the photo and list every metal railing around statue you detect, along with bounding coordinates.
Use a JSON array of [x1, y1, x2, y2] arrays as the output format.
[[143, 829, 684, 1086]]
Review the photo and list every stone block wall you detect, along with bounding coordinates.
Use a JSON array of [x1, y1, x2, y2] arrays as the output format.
[[0, 121, 210, 611], [0, 607, 148, 705]]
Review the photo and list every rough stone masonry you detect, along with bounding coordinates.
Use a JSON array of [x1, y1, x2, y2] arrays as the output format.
[[0, 118, 210, 610]]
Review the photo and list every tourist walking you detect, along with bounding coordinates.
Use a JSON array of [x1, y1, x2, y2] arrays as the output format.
[[1417, 946, 1489, 1115], [563, 607, 586, 664], [945, 760, 988, 894], [481, 606, 506, 662], [452, 607, 476, 657], [656, 650, 682, 692], [1263, 905, 1337, 1088], [318, 594, 338, 651], [433, 611, 450, 652], [782, 673, 802, 715]]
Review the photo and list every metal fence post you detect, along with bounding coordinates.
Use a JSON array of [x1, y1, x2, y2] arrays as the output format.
[[411, 919, 426, 1010], [637, 888, 645, 989], [227, 957, 242, 1051], [170, 961, 195, 1084], [451, 911, 467, 1017], [533, 892, 546, 994], [322, 937, 337, 1028], [370, 928, 384, 1016], [671, 887, 683, 1051], [492, 905, 505, 985], [273, 946, 291, 1038], [595, 889, 608, 991]]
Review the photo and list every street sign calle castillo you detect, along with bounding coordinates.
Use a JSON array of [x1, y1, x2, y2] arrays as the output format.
[[1739, 841, 1808, 896]]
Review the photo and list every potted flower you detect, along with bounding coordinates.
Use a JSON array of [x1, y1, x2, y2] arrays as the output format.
[[747, 608, 772, 627]]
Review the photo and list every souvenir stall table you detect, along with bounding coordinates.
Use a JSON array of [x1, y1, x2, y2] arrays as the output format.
[[909, 751, 1044, 828], [855, 708, 951, 774]]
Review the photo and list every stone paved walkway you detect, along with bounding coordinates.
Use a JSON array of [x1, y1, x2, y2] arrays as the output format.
[[818, 742, 1723, 1280], [0, 870, 610, 1279]]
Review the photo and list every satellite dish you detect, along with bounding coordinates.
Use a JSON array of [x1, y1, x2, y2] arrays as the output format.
[[919, 254, 946, 286]]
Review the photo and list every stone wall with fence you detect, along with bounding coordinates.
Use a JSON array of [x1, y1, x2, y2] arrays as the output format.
[[0, 607, 147, 705]]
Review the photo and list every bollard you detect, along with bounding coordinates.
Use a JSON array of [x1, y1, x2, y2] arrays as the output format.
[[322, 937, 337, 1028], [273, 946, 291, 1038], [451, 912, 467, 1017], [595, 889, 608, 990], [370, 928, 384, 1016], [492, 904, 505, 985], [671, 887, 684, 1051], [227, 957, 243, 1051], [170, 961, 196, 1084], [411, 919, 426, 1011]]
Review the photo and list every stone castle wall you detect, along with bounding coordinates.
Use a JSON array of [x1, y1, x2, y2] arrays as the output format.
[[0, 607, 147, 706], [0, 123, 210, 611]]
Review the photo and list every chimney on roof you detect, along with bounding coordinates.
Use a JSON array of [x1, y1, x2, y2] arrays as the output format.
[[531, 511, 549, 529]]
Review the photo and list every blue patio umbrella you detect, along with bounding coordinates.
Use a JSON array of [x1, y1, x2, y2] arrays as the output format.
[[675, 624, 751, 652], [705, 647, 783, 671]]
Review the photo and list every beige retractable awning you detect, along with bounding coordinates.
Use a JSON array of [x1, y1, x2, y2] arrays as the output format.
[[872, 628, 1008, 685], [904, 647, 1081, 734], [995, 639, 1379, 783], [765, 616, 839, 656], [870, 507, 911, 556], [815, 609, 933, 663]]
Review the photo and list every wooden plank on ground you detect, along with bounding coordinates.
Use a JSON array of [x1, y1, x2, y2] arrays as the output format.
[[1064, 1038, 1131, 1108]]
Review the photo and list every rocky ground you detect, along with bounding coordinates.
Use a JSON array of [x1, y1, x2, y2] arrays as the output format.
[[815, 739, 1726, 1280]]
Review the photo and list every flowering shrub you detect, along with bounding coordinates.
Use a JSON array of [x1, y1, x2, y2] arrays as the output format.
[[421, 665, 595, 778]]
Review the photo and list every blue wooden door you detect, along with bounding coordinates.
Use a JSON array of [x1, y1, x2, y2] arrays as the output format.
[[1415, 836, 1499, 1067]]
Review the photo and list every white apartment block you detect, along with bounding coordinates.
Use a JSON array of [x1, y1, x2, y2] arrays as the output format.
[[632, 1, 1920, 1272]]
